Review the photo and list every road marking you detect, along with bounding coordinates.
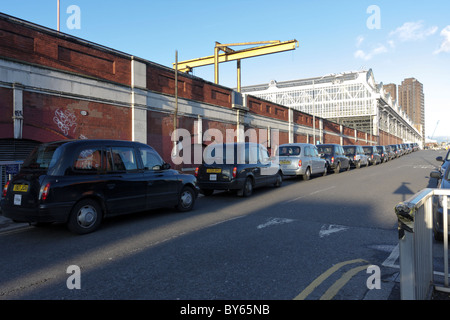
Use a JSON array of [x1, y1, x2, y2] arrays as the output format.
[[286, 186, 336, 203], [319, 224, 349, 238], [382, 244, 399, 268], [320, 264, 371, 300], [257, 217, 294, 229], [294, 259, 368, 300]]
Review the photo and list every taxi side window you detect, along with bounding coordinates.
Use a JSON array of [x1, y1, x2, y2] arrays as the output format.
[[73, 148, 103, 173], [140, 147, 164, 170], [111, 147, 138, 171], [305, 146, 311, 157]]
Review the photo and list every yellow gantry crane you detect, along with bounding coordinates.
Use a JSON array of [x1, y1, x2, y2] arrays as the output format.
[[173, 40, 299, 92]]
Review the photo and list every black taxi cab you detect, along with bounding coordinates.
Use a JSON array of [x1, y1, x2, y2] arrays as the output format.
[[1, 139, 199, 234], [195, 142, 282, 197]]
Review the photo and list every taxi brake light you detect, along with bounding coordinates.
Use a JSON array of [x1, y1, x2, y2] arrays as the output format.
[[41, 183, 51, 201], [2, 181, 10, 197]]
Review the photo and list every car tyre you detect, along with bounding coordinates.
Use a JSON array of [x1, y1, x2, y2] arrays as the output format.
[[273, 171, 283, 187], [177, 186, 196, 212], [334, 163, 341, 174], [302, 168, 311, 181], [322, 166, 327, 176], [356, 161, 361, 169], [67, 199, 103, 235], [239, 177, 253, 197]]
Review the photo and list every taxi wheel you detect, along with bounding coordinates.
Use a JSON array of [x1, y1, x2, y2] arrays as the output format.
[[177, 186, 196, 212], [238, 177, 253, 197], [67, 199, 103, 235], [302, 168, 311, 181], [273, 171, 282, 187], [334, 163, 341, 174]]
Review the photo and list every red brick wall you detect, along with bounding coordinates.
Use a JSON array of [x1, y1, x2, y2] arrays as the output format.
[[22, 91, 131, 142], [0, 87, 13, 139], [147, 64, 232, 108], [0, 18, 131, 85], [247, 96, 289, 122]]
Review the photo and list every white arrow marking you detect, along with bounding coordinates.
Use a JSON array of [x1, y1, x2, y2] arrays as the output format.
[[319, 224, 349, 238], [257, 218, 294, 229]]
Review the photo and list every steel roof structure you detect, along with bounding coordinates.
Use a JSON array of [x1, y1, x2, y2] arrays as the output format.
[[241, 69, 422, 144]]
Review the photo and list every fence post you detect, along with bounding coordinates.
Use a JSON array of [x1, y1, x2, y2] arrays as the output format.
[[395, 189, 434, 300]]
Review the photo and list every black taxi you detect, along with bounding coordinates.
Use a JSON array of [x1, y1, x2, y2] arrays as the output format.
[[195, 142, 282, 197], [1, 139, 199, 234]]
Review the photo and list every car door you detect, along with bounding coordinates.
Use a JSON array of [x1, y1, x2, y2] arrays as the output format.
[[140, 146, 179, 208], [338, 146, 348, 168], [311, 146, 322, 174], [258, 145, 277, 185], [103, 146, 147, 215]]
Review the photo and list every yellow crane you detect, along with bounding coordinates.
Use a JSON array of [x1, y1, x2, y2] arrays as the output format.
[[173, 40, 299, 92]]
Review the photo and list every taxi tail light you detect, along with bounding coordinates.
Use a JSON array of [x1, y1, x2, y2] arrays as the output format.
[[232, 167, 237, 178], [298, 160, 302, 167], [2, 181, 10, 197], [331, 156, 335, 164], [194, 167, 199, 177], [41, 183, 51, 201], [353, 155, 357, 161]]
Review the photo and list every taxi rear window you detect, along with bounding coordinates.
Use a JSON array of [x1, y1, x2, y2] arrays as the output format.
[[21, 143, 63, 171], [278, 146, 301, 156]]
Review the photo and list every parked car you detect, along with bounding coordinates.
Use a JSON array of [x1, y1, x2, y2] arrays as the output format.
[[436, 148, 450, 177], [343, 145, 369, 169], [430, 168, 450, 241], [195, 142, 282, 197], [277, 143, 327, 180], [1, 139, 199, 234], [384, 145, 396, 161], [376, 145, 389, 163], [389, 144, 401, 158], [317, 144, 351, 174], [362, 146, 382, 165], [402, 143, 411, 154]]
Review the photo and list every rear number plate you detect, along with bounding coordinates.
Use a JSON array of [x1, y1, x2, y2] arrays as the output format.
[[14, 194, 22, 206], [13, 184, 28, 192], [280, 160, 291, 165], [206, 168, 221, 173]]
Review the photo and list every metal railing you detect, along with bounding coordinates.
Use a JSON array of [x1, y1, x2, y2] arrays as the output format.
[[395, 188, 449, 300]]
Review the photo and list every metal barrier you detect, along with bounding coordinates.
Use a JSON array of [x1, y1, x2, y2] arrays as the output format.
[[396, 188, 449, 300]]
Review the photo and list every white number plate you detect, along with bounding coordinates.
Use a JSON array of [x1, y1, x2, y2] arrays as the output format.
[[14, 194, 22, 206]]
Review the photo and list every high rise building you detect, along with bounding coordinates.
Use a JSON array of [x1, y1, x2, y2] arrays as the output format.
[[383, 83, 397, 102], [398, 78, 425, 140]]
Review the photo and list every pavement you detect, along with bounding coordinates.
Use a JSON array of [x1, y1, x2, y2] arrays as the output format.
[[0, 212, 28, 232]]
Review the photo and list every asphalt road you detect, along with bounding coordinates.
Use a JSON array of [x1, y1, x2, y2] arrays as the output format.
[[0, 149, 446, 303]]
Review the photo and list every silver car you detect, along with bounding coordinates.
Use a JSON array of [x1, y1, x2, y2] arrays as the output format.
[[277, 143, 327, 180]]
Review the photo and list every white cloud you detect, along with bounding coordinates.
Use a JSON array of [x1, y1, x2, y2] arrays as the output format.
[[434, 25, 450, 54], [389, 21, 438, 41], [356, 35, 364, 48], [354, 44, 387, 61]]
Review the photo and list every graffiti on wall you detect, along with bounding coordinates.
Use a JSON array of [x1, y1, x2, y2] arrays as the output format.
[[53, 108, 77, 136]]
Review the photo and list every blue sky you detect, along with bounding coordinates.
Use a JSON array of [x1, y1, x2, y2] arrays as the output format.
[[2, 1, 450, 139]]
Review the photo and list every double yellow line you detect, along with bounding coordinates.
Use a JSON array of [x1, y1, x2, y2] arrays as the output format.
[[294, 259, 371, 300]]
